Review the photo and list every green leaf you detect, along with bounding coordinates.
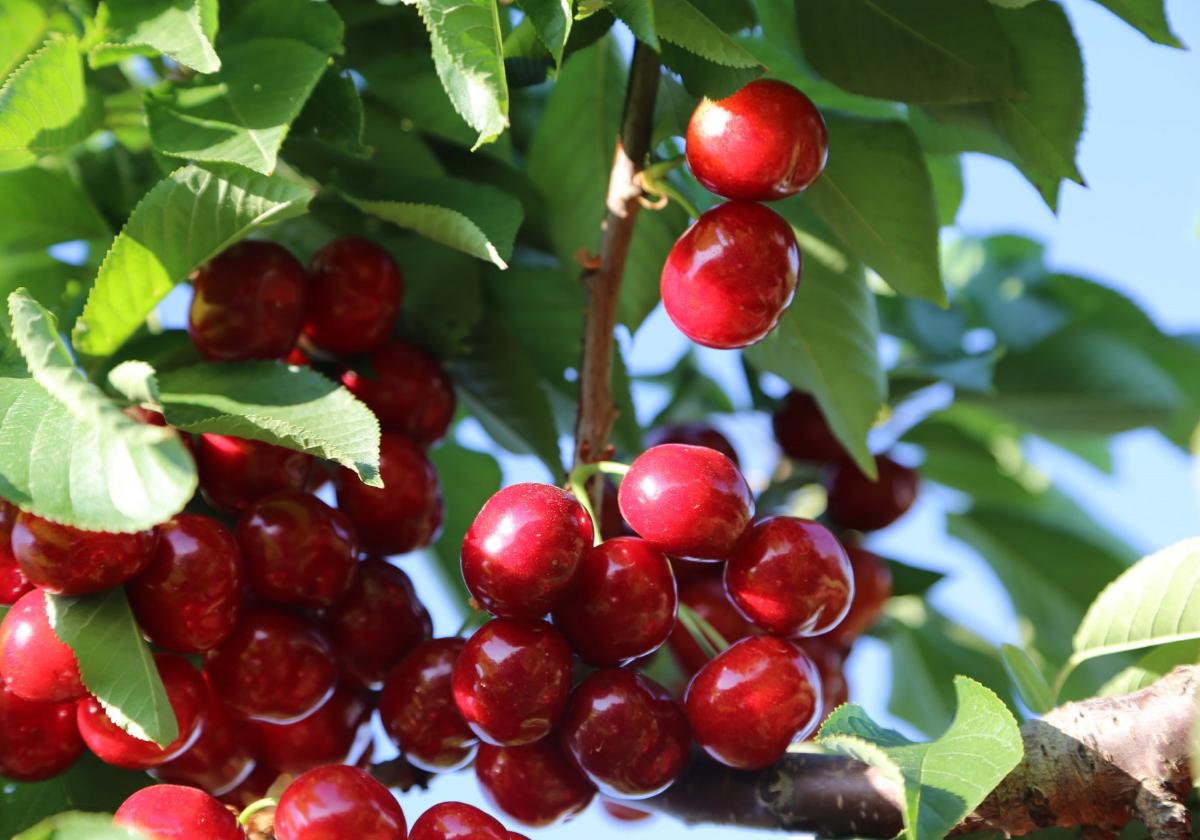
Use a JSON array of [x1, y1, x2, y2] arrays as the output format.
[[0, 755, 150, 839], [1000, 643, 1054, 714], [15, 812, 145, 840], [72, 164, 313, 365], [0, 0, 49, 81], [91, 0, 220, 74], [1098, 639, 1200, 697], [659, 41, 762, 99], [0, 167, 110, 250], [926, 153, 964, 228], [0, 35, 97, 171], [1089, 0, 1184, 48], [607, 0, 658, 48], [429, 444, 501, 611], [0, 252, 89, 337], [651, 0, 759, 68], [220, 0, 344, 54], [290, 66, 367, 157], [516, 0, 572, 65], [396, 237, 485, 358]]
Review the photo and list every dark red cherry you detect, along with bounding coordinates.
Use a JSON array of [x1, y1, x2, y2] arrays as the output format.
[[601, 800, 653, 822], [410, 802, 507, 840], [115, 784, 244, 840], [204, 607, 337, 724], [772, 391, 846, 463], [188, 240, 307, 362], [461, 483, 593, 619], [0, 589, 85, 702], [552, 537, 677, 666], [335, 433, 442, 555], [686, 79, 828, 202], [669, 556, 718, 591], [559, 669, 689, 799], [254, 684, 371, 774], [597, 479, 629, 541], [825, 546, 893, 646], [154, 683, 256, 795], [619, 444, 754, 561], [668, 577, 756, 676], [196, 434, 313, 515], [275, 765, 407, 839], [10, 513, 155, 596], [684, 635, 820, 769], [452, 618, 572, 746], [78, 654, 206, 770], [660, 201, 800, 349], [237, 491, 358, 609], [0, 500, 32, 604], [0, 681, 83, 780], [798, 638, 848, 727], [342, 341, 455, 446], [128, 514, 243, 653], [475, 741, 595, 828], [302, 237, 403, 357], [646, 422, 739, 467], [325, 560, 432, 690], [826, 455, 920, 532], [379, 637, 477, 772]]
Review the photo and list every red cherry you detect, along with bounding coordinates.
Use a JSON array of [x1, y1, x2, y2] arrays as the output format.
[[452, 618, 572, 747], [127, 515, 243, 653], [660, 201, 800, 350], [552, 537, 677, 666], [379, 637, 477, 772], [669, 556, 718, 591], [0, 681, 83, 780], [302, 237, 403, 357], [114, 784, 244, 840], [475, 741, 595, 828], [0, 500, 32, 604], [275, 765, 407, 839], [646, 422, 740, 467], [154, 684, 256, 795], [188, 241, 307, 362], [10, 513, 155, 596], [78, 654, 206, 770], [686, 79, 828, 202], [410, 802, 507, 840], [204, 607, 338, 724], [824, 545, 893, 646], [254, 684, 371, 774], [461, 484, 593, 619], [559, 669, 689, 799], [798, 638, 849, 727], [237, 492, 358, 609], [0, 589, 85, 702], [619, 444, 754, 561], [342, 341, 455, 446], [286, 347, 312, 366], [772, 391, 846, 463], [826, 455, 920, 532], [684, 635, 820, 769], [335, 433, 443, 555], [325, 560, 432, 690], [597, 479, 629, 541], [601, 800, 653, 822], [667, 576, 756, 676], [196, 434, 313, 514]]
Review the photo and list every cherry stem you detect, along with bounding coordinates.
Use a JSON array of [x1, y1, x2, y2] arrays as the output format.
[[454, 608, 487, 638], [568, 472, 604, 547], [677, 603, 731, 661], [237, 797, 278, 826]]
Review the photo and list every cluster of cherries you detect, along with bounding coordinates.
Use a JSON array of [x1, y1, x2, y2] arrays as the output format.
[[661, 78, 828, 350]]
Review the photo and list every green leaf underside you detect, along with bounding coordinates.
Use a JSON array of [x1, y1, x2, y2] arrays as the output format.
[[1099, 639, 1200, 697], [91, 0, 220, 74], [608, 0, 659, 48], [16, 812, 146, 840], [0, 36, 96, 171], [1090, 0, 1183, 48], [516, 0, 572, 65]]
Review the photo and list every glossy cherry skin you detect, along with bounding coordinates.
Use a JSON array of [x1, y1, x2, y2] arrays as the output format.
[[78, 654, 206, 769], [620, 444, 754, 561], [342, 341, 455, 446], [325, 560, 432, 690], [461, 483, 593, 619], [237, 491, 358, 609], [686, 79, 828, 202], [302, 237, 403, 357], [661, 201, 800, 349], [275, 765, 407, 840], [772, 391, 846, 463], [559, 669, 689, 799], [204, 607, 338, 724], [475, 741, 595, 828], [0, 589, 85, 702], [826, 455, 920, 532], [189, 240, 308, 362], [453, 618, 572, 747], [196, 433, 313, 514], [552, 537, 677, 666], [668, 576, 757, 676], [335, 433, 443, 555], [825, 546, 894, 647], [0, 500, 32, 604], [154, 684, 256, 795], [0, 681, 83, 780], [128, 515, 243, 653], [379, 637, 478, 772], [254, 684, 372, 774], [646, 422, 739, 467], [410, 802, 507, 840], [10, 513, 155, 596], [798, 638, 849, 727], [115, 784, 244, 840], [685, 635, 821, 769]]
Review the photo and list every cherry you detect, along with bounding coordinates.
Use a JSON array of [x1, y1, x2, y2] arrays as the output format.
[[78, 654, 206, 769], [127, 514, 243, 653], [646, 422, 740, 466], [196, 434, 313, 514], [342, 341, 455, 446], [685, 635, 820, 769], [798, 638, 849, 727], [379, 637, 477, 772], [275, 765, 407, 840], [0, 682, 83, 780], [826, 455, 920, 532], [10, 513, 155, 596], [461, 483, 593, 619], [475, 741, 595, 828], [669, 556, 718, 591], [552, 537, 677, 666], [602, 800, 653, 822], [724, 516, 853, 637], [237, 491, 358, 609], [114, 784, 244, 840], [772, 390, 847, 463], [188, 240, 307, 362], [597, 478, 629, 540], [410, 802, 507, 840], [325, 560, 432, 690], [825, 546, 894, 647], [452, 618, 572, 746], [0, 589, 85, 702], [154, 683, 256, 795], [0, 500, 32, 604], [619, 444, 754, 561], [335, 433, 443, 555], [559, 669, 689, 799], [204, 606, 338, 724], [660, 201, 800, 349], [302, 237, 403, 357], [254, 684, 371, 774], [668, 577, 756, 676], [686, 79, 828, 202]]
